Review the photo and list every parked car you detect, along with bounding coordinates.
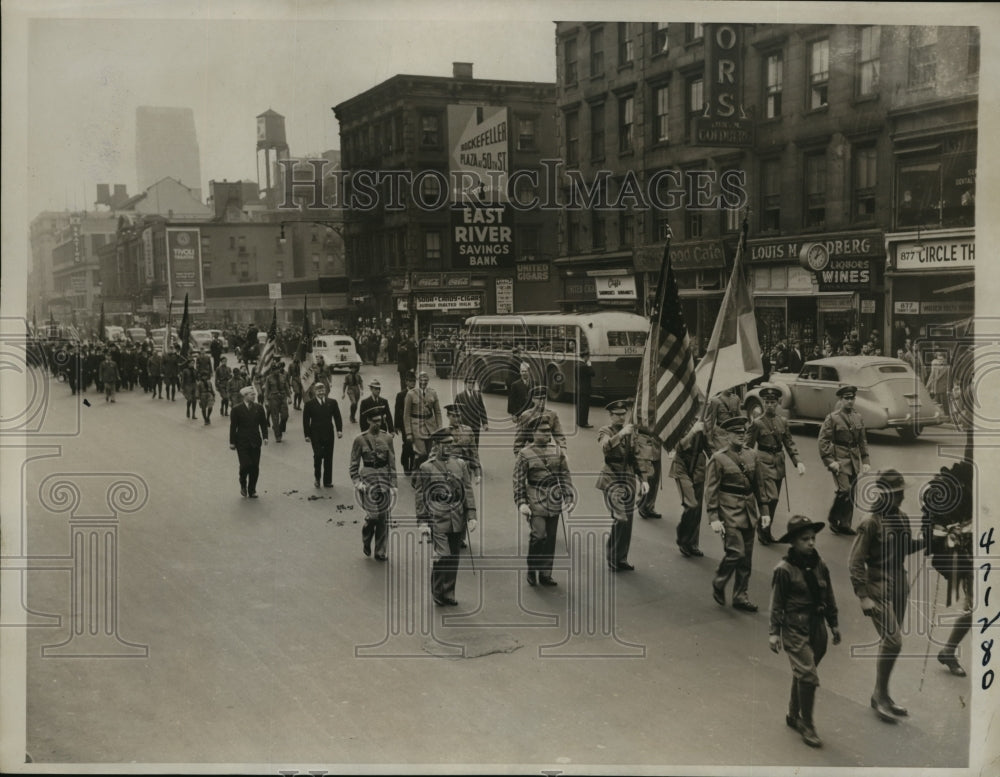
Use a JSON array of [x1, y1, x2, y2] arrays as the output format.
[[189, 330, 215, 351], [126, 327, 148, 344], [742, 355, 944, 440], [104, 325, 126, 342], [149, 327, 178, 351], [312, 335, 362, 372]]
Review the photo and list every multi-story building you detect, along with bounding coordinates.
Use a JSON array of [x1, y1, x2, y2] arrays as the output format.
[[28, 211, 73, 321], [135, 106, 204, 202], [47, 210, 118, 333], [553, 22, 977, 355], [333, 62, 559, 335]]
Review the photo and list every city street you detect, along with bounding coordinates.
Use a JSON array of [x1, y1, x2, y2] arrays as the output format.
[[20, 356, 972, 769]]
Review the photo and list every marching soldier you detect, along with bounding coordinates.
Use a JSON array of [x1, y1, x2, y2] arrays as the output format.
[[670, 419, 711, 558], [264, 361, 290, 442], [706, 415, 768, 611], [747, 385, 806, 544], [350, 405, 397, 561], [704, 386, 742, 450], [228, 366, 250, 413], [394, 371, 417, 474], [634, 424, 663, 520], [596, 399, 649, 572], [443, 403, 481, 483], [416, 427, 477, 606], [514, 415, 573, 587], [513, 385, 567, 455], [214, 356, 232, 416], [343, 363, 364, 424], [403, 370, 442, 480], [818, 385, 871, 535]]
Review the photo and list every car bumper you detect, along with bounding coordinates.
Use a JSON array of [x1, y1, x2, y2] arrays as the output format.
[[885, 414, 945, 428]]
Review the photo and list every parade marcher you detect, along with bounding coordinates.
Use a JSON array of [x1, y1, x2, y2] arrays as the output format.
[[342, 364, 364, 424], [396, 335, 416, 392], [818, 385, 871, 535], [229, 385, 269, 498], [289, 356, 303, 410], [147, 348, 163, 399], [514, 415, 573, 586], [197, 370, 215, 425], [359, 378, 393, 433], [350, 405, 397, 560], [706, 415, 768, 611], [228, 366, 249, 413], [196, 347, 213, 377], [704, 386, 743, 450], [416, 427, 477, 605], [209, 334, 224, 371], [454, 375, 488, 449], [443, 403, 481, 483], [747, 385, 806, 544], [135, 346, 149, 393], [576, 344, 595, 428], [215, 356, 232, 416], [670, 419, 710, 558], [596, 399, 649, 572], [395, 371, 417, 475], [162, 344, 180, 401], [849, 468, 925, 722], [99, 351, 119, 403], [310, 354, 331, 399], [403, 370, 442, 481], [66, 345, 82, 395], [768, 515, 841, 748], [513, 386, 567, 455], [264, 361, 290, 442], [507, 362, 536, 421], [926, 350, 951, 417], [86, 346, 102, 393], [634, 424, 663, 520], [303, 381, 343, 488], [180, 357, 198, 420]]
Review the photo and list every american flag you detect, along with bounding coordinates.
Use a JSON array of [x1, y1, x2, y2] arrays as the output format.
[[177, 293, 191, 358], [256, 305, 278, 377], [634, 234, 703, 451], [296, 297, 316, 395]]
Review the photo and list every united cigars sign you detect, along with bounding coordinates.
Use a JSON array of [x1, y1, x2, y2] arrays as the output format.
[[694, 24, 754, 148]]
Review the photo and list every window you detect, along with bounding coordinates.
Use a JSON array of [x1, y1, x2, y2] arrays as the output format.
[[420, 173, 442, 203], [764, 52, 783, 118], [687, 77, 704, 137], [311, 253, 319, 271], [969, 27, 980, 74], [655, 213, 671, 241], [590, 102, 605, 160], [804, 152, 827, 227], [909, 27, 937, 86], [420, 114, 440, 146], [311, 228, 319, 243], [203, 261, 212, 281], [275, 261, 283, 279], [618, 95, 634, 152], [240, 260, 249, 280], [424, 231, 442, 260], [687, 211, 703, 239], [687, 23, 704, 42], [590, 26, 604, 76], [653, 22, 669, 55], [567, 213, 580, 253], [857, 26, 880, 96], [519, 227, 540, 262], [564, 38, 578, 84], [592, 207, 606, 250], [230, 261, 236, 275], [853, 146, 877, 221], [565, 111, 579, 166], [620, 213, 634, 247], [618, 23, 634, 65], [721, 169, 742, 232], [517, 117, 536, 151], [808, 39, 830, 109], [229, 236, 236, 250], [653, 85, 670, 142], [896, 141, 975, 230], [761, 159, 781, 231]]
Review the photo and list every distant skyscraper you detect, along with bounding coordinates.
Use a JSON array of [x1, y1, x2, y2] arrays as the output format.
[[135, 106, 203, 202]]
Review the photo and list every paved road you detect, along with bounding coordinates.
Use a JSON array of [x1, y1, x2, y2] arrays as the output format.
[[16, 358, 975, 769]]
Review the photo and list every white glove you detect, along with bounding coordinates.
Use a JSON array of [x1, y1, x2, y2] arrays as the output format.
[[862, 463, 871, 474], [710, 519, 724, 535], [761, 514, 771, 529], [796, 462, 806, 476], [354, 481, 367, 492], [620, 423, 634, 436], [518, 504, 531, 518], [474, 474, 482, 486], [829, 461, 840, 473], [639, 481, 650, 496], [467, 518, 478, 533]]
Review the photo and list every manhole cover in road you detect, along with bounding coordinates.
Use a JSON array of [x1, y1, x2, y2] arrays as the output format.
[[422, 631, 522, 658]]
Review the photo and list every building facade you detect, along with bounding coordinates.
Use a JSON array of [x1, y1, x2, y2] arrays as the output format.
[[553, 22, 977, 356], [135, 106, 204, 202]]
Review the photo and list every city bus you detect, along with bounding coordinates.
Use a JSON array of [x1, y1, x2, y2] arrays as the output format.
[[456, 311, 650, 401]]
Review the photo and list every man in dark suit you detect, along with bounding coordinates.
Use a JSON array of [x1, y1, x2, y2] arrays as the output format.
[[455, 375, 488, 449], [303, 381, 343, 488], [507, 362, 535, 420], [229, 385, 269, 498], [787, 340, 805, 374], [394, 371, 416, 474], [358, 378, 393, 435]]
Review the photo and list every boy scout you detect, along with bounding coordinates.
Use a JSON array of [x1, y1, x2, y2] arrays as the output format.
[[706, 415, 768, 611], [416, 427, 477, 606], [747, 385, 806, 544], [350, 405, 398, 561], [514, 416, 574, 586], [818, 385, 871, 535], [596, 399, 649, 572], [704, 386, 742, 450]]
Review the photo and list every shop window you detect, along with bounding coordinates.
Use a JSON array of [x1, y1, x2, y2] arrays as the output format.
[[909, 27, 937, 86], [856, 26, 881, 97], [618, 23, 634, 65], [565, 111, 580, 166], [896, 143, 975, 229], [764, 51, 783, 118], [590, 26, 604, 77], [590, 102, 605, 161], [804, 152, 827, 227], [618, 94, 634, 153], [853, 146, 877, 221], [808, 39, 830, 109]]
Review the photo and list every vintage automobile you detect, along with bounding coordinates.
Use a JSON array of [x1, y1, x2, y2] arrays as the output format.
[[742, 356, 944, 440], [312, 335, 362, 372]]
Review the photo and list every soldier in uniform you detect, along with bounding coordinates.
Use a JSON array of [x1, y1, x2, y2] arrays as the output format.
[[214, 356, 232, 416], [197, 370, 215, 425], [634, 424, 663, 520], [670, 419, 711, 557], [161, 344, 180, 401], [514, 415, 573, 586], [228, 366, 249, 413], [513, 386, 567, 455], [264, 361, 290, 442], [404, 370, 442, 480], [818, 385, 871, 535], [342, 363, 365, 424], [394, 371, 417, 474], [596, 399, 649, 572], [747, 385, 806, 544], [350, 405, 397, 561], [147, 348, 163, 399], [706, 415, 769, 611], [416, 427, 477, 606], [704, 386, 742, 450], [443, 403, 481, 484]]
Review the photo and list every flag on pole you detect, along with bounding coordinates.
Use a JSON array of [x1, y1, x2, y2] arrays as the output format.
[[693, 225, 763, 397], [164, 297, 174, 353], [296, 297, 316, 396], [634, 232, 703, 452], [177, 293, 192, 358], [257, 305, 278, 377], [97, 303, 105, 342]]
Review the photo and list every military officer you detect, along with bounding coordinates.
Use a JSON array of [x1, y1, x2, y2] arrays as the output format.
[[263, 361, 290, 442], [443, 403, 481, 483], [514, 415, 574, 586], [214, 356, 232, 416], [596, 399, 649, 572], [705, 386, 743, 450], [706, 415, 768, 611], [513, 385, 567, 455], [747, 385, 806, 544], [416, 427, 478, 606], [404, 370, 442, 481], [350, 405, 398, 561], [818, 385, 871, 535], [358, 378, 394, 434], [670, 419, 711, 557], [634, 424, 663, 520]]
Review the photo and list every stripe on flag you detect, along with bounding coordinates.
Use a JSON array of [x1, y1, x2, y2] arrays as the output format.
[[297, 299, 316, 395], [256, 306, 278, 377]]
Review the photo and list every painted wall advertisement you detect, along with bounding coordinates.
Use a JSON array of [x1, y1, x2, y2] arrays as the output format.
[[141, 227, 154, 285], [165, 227, 204, 304], [447, 104, 509, 203], [895, 238, 975, 271], [414, 294, 482, 312], [451, 204, 516, 269], [495, 278, 513, 314]]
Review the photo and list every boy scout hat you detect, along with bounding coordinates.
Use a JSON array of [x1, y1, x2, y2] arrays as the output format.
[[875, 468, 907, 493], [443, 403, 460, 413], [361, 405, 386, 422], [836, 385, 858, 398], [368, 378, 381, 388], [530, 385, 549, 399], [605, 399, 633, 412], [758, 384, 781, 401], [776, 514, 825, 543], [430, 426, 455, 443], [719, 415, 749, 432]]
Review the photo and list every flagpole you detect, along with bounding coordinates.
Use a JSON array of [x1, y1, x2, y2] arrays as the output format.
[[634, 225, 673, 418], [700, 211, 750, 420]]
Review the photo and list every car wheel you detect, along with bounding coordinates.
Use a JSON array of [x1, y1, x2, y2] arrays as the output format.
[[897, 425, 923, 441], [745, 398, 763, 421], [547, 366, 566, 402]]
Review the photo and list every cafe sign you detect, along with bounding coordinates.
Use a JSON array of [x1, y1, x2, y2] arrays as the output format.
[[595, 275, 637, 300]]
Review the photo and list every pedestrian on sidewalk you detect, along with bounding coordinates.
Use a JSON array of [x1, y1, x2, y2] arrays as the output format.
[[768, 515, 841, 748]]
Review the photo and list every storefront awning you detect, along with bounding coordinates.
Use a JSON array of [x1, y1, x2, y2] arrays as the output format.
[[933, 280, 975, 294]]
